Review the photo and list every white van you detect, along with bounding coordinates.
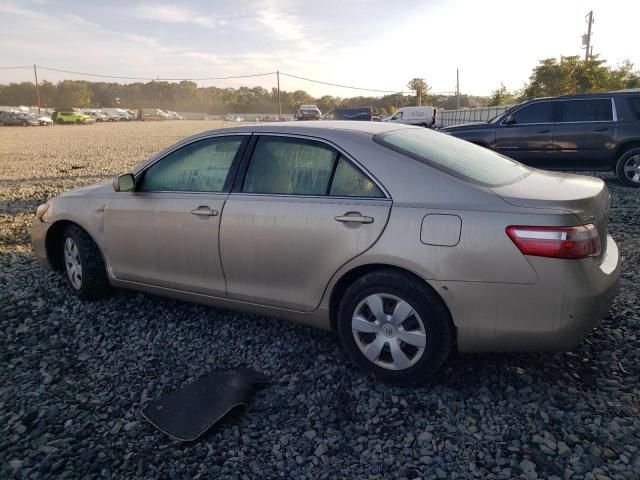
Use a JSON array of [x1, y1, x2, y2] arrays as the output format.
[[384, 106, 436, 127]]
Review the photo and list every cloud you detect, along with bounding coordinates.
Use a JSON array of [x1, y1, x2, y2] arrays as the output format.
[[133, 4, 221, 29]]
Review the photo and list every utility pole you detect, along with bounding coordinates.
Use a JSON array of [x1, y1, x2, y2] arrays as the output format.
[[33, 64, 41, 114], [583, 10, 594, 62], [456, 68, 460, 109], [276, 70, 282, 121]]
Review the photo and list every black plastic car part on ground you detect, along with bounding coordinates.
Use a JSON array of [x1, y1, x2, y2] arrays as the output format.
[[440, 91, 640, 187], [141, 368, 268, 442]]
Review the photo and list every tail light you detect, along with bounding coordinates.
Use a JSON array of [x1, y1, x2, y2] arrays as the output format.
[[506, 224, 601, 259]]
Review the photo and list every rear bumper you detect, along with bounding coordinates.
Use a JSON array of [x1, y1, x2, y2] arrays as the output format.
[[437, 234, 621, 352], [31, 218, 53, 270]]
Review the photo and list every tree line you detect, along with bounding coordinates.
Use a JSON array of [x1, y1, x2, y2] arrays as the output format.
[[1, 56, 638, 113], [488, 56, 640, 106]]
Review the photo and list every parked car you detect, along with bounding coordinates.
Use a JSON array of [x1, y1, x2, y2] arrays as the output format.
[[81, 110, 108, 122], [101, 108, 133, 121], [0, 111, 39, 126], [384, 106, 436, 128], [440, 91, 640, 187], [52, 111, 94, 125], [32, 122, 620, 384], [323, 107, 373, 121], [140, 109, 169, 121], [166, 111, 184, 120], [296, 104, 322, 120], [29, 112, 53, 125]]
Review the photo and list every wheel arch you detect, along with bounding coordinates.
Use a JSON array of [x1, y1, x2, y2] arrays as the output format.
[[614, 140, 640, 160], [328, 263, 455, 335], [45, 220, 108, 272]]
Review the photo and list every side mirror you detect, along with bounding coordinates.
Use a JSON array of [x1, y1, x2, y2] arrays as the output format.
[[503, 115, 516, 125], [113, 173, 135, 192]]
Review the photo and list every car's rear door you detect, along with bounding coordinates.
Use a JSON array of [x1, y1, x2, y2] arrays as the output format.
[[219, 134, 392, 311], [550, 98, 615, 168], [104, 134, 248, 295], [494, 100, 555, 165]]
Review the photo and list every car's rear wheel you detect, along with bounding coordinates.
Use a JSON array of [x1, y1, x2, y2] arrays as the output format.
[[75, 119, 82, 125], [337, 270, 454, 384], [21, 121, 28, 127], [62, 225, 111, 300], [616, 148, 640, 188]]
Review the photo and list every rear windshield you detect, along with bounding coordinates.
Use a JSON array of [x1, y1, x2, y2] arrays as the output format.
[[374, 128, 531, 187]]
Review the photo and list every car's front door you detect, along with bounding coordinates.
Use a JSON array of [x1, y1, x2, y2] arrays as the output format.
[[104, 134, 248, 295], [494, 101, 555, 165], [550, 98, 615, 169], [219, 135, 392, 311]]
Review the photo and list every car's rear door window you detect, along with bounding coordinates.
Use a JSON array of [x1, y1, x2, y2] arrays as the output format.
[[330, 156, 384, 197], [242, 137, 337, 195], [139, 136, 243, 192], [510, 102, 554, 124], [374, 128, 531, 187], [558, 99, 612, 122]]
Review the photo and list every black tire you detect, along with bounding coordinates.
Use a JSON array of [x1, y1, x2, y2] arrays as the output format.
[[76, 119, 82, 125], [337, 270, 454, 385], [615, 147, 640, 188], [61, 224, 111, 300], [21, 121, 28, 127]]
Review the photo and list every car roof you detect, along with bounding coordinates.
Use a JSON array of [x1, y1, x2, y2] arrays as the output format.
[[522, 91, 638, 104], [201, 120, 412, 137]]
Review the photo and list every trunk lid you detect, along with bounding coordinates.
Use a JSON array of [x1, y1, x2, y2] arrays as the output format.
[[491, 170, 610, 256]]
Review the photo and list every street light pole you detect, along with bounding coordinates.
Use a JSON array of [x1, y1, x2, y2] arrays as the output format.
[[277, 70, 282, 120], [33, 64, 41, 114]]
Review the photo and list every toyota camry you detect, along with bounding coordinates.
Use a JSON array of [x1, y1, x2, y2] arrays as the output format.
[[31, 122, 621, 384]]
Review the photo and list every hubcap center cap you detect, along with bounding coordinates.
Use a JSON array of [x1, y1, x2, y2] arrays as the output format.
[[382, 324, 395, 337]]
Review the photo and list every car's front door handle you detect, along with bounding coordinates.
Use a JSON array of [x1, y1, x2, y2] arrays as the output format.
[[537, 129, 551, 133], [335, 213, 374, 224], [190, 206, 218, 216], [593, 127, 608, 132]]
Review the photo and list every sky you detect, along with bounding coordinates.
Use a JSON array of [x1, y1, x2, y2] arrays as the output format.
[[0, 0, 638, 97]]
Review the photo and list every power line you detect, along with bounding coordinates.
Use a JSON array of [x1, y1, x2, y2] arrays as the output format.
[[36, 66, 277, 81], [279, 72, 406, 94], [1, 64, 455, 96]]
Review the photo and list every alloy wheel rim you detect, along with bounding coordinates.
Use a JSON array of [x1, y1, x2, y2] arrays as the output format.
[[623, 154, 640, 184], [64, 237, 82, 289], [351, 293, 427, 370]]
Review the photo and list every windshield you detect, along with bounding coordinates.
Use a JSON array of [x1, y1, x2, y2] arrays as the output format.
[[374, 128, 531, 187]]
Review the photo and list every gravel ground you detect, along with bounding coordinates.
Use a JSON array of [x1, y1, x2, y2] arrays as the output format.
[[1, 122, 639, 480]]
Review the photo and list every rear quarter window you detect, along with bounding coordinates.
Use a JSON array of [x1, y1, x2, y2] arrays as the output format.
[[374, 128, 531, 187], [628, 97, 640, 120]]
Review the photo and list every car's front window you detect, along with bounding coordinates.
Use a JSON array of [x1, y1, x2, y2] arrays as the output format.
[[374, 128, 531, 187], [510, 101, 554, 124], [139, 136, 243, 192]]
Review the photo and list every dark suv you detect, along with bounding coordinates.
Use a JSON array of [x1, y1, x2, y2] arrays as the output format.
[[441, 92, 640, 187]]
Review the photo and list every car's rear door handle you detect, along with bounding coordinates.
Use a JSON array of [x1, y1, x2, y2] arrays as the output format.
[[537, 129, 551, 133], [190, 206, 218, 216], [593, 127, 608, 132], [335, 212, 374, 224]]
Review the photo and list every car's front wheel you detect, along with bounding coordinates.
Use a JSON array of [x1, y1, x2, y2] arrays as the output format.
[[337, 270, 454, 384], [616, 148, 640, 188], [62, 225, 111, 300]]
